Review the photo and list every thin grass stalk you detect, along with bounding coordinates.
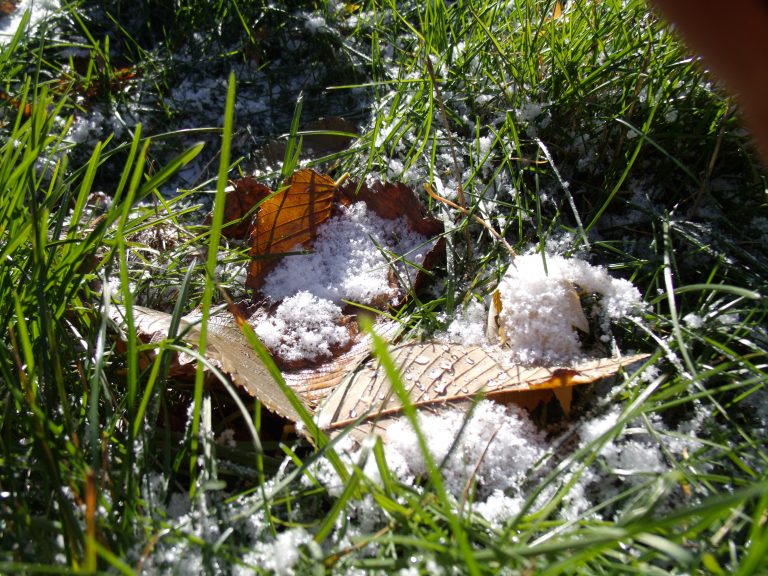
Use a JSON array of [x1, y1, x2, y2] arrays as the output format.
[[189, 71, 237, 495]]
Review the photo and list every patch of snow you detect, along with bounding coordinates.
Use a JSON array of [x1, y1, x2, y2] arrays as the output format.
[[0, 0, 58, 45], [382, 401, 548, 500], [683, 313, 704, 329], [496, 253, 642, 364], [304, 14, 327, 33], [262, 528, 310, 575], [446, 299, 487, 345], [472, 489, 525, 527], [602, 439, 665, 474], [262, 201, 434, 305], [252, 291, 350, 363]]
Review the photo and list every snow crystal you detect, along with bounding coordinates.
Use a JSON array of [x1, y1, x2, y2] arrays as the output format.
[[472, 490, 525, 527], [252, 291, 350, 363], [267, 528, 310, 575], [683, 313, 704, 329], [496, 253, 642, 364], [602, 439, 666, 474], [261, 201, 433, 305], [580, 407, 621, 444], [304, 14, 327, 33]]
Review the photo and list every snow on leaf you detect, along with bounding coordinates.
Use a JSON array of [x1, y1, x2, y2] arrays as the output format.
[[337, 179, 444, 237]]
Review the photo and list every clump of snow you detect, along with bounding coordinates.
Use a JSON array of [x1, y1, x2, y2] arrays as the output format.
[[262, 201, 433, 305], [304, 14, 327, 33], [375, 402, 548, 501], [496, 253, 642, 364], [472, 489, 525, 527], [252, 291, 350, 363], [683, 313, 704, 329], [602, 439, 665, 474], [247, 527, 310, 576]]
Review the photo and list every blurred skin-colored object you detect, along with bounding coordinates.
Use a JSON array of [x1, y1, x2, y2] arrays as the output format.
[[650, 0, 768, 160]]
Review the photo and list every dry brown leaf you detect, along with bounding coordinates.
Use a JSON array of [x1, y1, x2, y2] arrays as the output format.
[[110, 305, 647, 446], [0, 1, 18, 17], [110, 306, 302, 422], [337, 180, 444, 237], [284, 319, 401, 410], [317, 341, 648, 442], [0, 90, 31, 118], [246, 169, 337, 290], [214, 177, 271, 239]]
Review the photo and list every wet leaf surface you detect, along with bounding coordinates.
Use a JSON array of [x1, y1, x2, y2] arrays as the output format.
[[317, 342, 648, 443]]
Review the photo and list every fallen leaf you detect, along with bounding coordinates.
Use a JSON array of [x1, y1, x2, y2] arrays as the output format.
[[110, 306, 302, 422], [212, 177, 271, 239], [283, 318, 401, 410], [551, 0, 563, 20], [337, 179, 444, 237], [317, 341, 648, 443], [246, 169, 337, 289], [0, 90, 32, 118], [109, 306, 647, 444]]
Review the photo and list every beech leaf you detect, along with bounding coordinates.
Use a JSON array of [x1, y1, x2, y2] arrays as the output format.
[[215, 176, 271, 239], [110, 306, 302, 422], [317, 341, 648, 442], [246, 169, 337, 289]]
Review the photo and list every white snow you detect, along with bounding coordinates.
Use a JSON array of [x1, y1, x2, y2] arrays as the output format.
[[445, 253, 643, 364], [0, 0, 58, 45], [495, 253, 642, 364], [377, 401, 548, 500], [304, 14, 327, 33], [252, 291, 350, 363], [252, 200, 436, 362], [262, 201, 434, 305], [446, 299, 488, 345], [683, 313, 704, 329]]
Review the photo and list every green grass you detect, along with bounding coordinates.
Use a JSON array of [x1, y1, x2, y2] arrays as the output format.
[[1, 0, 767, 573]]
